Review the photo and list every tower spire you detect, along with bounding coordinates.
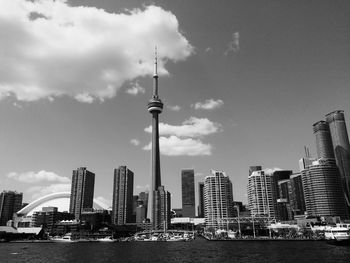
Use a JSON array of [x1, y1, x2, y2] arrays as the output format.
[[153, 46, 159, 98]]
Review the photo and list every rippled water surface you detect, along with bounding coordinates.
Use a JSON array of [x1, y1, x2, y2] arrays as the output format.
[[1, 240, 350, 263]]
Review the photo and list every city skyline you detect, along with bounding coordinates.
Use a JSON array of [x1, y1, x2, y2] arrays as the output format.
[[1, 0, 350, 209]]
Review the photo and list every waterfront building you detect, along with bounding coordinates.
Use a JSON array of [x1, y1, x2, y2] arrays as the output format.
[[69, 167, 95, 220], [198, 182, 205, 218], [302, 158, 348, 219], [147, 49, 171, 230], [0, 191, 23, 226], [112, 166, 134, 225], [271, 170, 292, 220], [289, 172, 306, 216], [247, 170, 275, 218], [277, 179, 292, 221], [32, 207, 74, 232], [181, 169, 195, 218], [326, 110, 350, 211], [313, 120, 335, 159], [153, 186, 171, 230], [204, 170, 234, 229]]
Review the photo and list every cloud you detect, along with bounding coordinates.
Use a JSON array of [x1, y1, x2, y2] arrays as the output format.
[[224, 31, 240, 55], [0, 0, 193, 103], [130, 138, 140, 146], [7, 170, 70, 184], [264, 168, 283, 175], [192, 99, 224, 110], [205, 47, 213, 53], [143, 135, 212, 156], [136, 184, 150, 191], [144, 117, 221, 138], [27, 183, 71, 200], [167, 105, 181, 111], [126, 82, 145, 95]]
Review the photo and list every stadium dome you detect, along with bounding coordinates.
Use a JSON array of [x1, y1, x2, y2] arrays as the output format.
[[17, 192, 109, 216]]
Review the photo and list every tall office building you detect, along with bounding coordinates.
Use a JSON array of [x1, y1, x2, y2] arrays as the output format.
[[198, 182, 205, 218], [112, 166, 134, 225], [204, 170, 234, 229], [147, 49, 171, 229], [289, 173, 306, 216], [247, 170, 275, 218], [153, 186, 171, 230], [181, 169, 195, 217], [302, 159, 348, 219], [69, 167, 95, 220], [313, 121, 335, 159], [0, 191, 23, 226], [326, 110, 350, 209]]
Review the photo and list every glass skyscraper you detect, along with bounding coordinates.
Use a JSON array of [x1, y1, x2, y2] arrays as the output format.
[[181, 169, 195, 218]]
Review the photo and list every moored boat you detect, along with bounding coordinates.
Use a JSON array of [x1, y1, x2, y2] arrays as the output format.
[[51, 233, 76, 243], [324, 225, 350, 245]]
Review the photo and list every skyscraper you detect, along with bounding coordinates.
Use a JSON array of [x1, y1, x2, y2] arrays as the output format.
[[147, 49, 171, 229], [302, 159, 348, 219], [247, 170, 275, 218], [112, 166, 134, 225], [204, 170, 234, 229], [198, 182, 205, 218], [313, 121, 335, 159], [181, 169, 195, 217], [153, 186, 171, 230], [69, 167, 95, 220], [0, 191, 22, 226], [289, 172, 306, 216], [326, 110, 350, 209]]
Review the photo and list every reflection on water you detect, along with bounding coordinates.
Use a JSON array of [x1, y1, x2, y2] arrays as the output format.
[[1, 240, 350, 263]]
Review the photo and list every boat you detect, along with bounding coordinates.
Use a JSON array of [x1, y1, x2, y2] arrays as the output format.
[[324, 225, 350, 245], [97, 236, 116, 242], [50, 233, 76, 243]]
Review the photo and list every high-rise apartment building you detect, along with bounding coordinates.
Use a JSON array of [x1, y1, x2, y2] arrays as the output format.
[[181, 169, 195, 217], [247, 170, 275, 218], [326, 110, 350, 209], [112, 166, 134, 225], [0, 191, 23, 226], [69, 167, 95, 220], [302, 159, 348, 219], [249, 166, 262, 176], [204, 170, 234, 229], [198, 182, 205, 218], [313, 121, 335, 159]]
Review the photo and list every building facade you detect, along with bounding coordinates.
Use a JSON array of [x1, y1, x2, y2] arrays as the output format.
[[153, 186, 171, 230], [302, 158, 348, 219], [198, 182, 205, 218], [247, 170, 275, 218], [181, 169, 195, 217], [204, 170, 234, 229], [0, 191, 23, 226], [326, 110, 350, 211], [289, 172, 306, 216], [69, 167, 95, 220], [112, 166, 134, 225]]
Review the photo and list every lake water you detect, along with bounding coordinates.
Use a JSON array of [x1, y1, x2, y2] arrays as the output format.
[[1, 240, 350, 263]]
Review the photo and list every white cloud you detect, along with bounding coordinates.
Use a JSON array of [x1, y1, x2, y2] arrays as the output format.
[[7, 170, 70, 184], [224, 31, 240, 55], [143, 135, 212, 156], [126, 82, 145, 95], [130, 138, 140, 146], [193, 99, 224, 110], [264, 168, 283, 175], [205, 47, 213, 53], [167, 105, 181, 111], [0, 0, 193, 103], [27, 183, 71, 200], [144, 117, 221, 138]]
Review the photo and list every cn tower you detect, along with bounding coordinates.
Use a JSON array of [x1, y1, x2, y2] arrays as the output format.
[[147, 48, 163, 226]]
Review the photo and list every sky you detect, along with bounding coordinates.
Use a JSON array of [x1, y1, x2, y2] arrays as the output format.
[[1, 0, 350, 210]]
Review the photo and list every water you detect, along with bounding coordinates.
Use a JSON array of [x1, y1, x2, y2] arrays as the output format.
[[1, 240, 350, 263]]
